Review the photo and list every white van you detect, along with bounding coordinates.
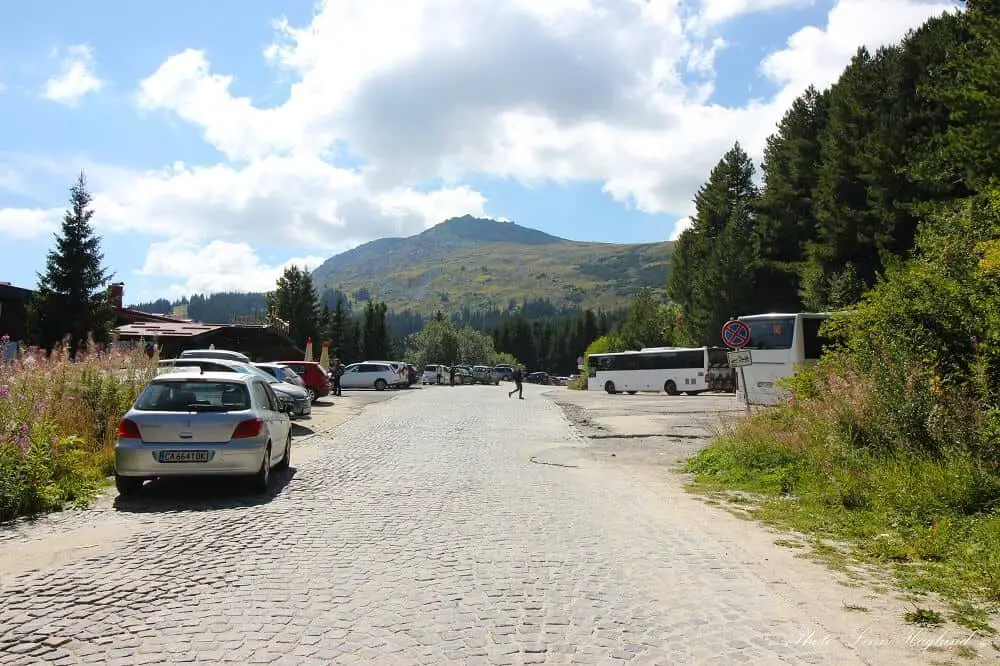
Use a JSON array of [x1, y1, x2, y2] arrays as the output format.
[[422, 364, 445, 384]]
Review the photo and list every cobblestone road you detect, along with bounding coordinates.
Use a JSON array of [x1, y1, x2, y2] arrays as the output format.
[[1, 386, 872, 664]]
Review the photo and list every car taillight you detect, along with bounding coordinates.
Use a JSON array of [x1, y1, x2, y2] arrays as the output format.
[[231, 418, 263, 439], [117, 418, 141, 439]]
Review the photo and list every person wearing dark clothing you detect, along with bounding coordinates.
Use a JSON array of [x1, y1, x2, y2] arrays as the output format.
[[508, 367, 524, 399], [331, 358, 344, 396], [449, 366, 456, 386]]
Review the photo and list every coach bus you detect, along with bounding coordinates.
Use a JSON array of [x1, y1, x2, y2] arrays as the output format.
[[587, 346, 730, 395], [735, 312, 833, 406]]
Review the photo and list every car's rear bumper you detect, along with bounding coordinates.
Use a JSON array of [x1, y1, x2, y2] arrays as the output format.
[[115, 438, 266, 477]]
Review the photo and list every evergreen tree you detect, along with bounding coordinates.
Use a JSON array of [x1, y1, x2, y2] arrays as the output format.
[[266, 266, 320, 346], [669, 143, 760, 343], [753, 86, 829, 311], [329, 298, 348, 358], [27, 172, 114, 353], [361, 300, 392, 359]]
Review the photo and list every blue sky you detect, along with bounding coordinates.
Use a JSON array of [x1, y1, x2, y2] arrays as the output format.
[[0, 0, 957, 305]]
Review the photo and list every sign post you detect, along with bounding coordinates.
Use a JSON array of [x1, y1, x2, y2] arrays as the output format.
[[721, 319, 752, 413]]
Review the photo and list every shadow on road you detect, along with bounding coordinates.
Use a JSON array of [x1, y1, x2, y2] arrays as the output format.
[[291, 422, 314, 436], [111, 468, 297, 514], [311, 399, 335, 407]]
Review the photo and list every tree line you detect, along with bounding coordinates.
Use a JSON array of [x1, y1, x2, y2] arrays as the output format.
[[667, 2, 988, 345]]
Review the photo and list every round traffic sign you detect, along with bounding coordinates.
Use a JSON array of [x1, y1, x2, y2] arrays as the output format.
[[721, 319, 750, 349]]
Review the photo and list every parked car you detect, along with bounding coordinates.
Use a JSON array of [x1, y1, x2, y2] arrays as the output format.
[[365, 360, 409, 387], [422, 364, 446, 385], [494, 364, 514, 381], [340, 362, 400, 391], [452, 366, 474, 384], [404, 364, 419, 385], [158, 358, 311, 418], [472, 365, 501, 385], [179, 348, 251, 363], [274, 361, 331, 402], [253, 362, 306, 388], [525, 371, 551, 385], [114, 370, 293, 496]]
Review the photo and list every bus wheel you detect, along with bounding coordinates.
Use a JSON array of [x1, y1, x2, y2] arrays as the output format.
[[604, 381, 616, 394], [627, 391, 637, 395], [664, 380, 678, 395]]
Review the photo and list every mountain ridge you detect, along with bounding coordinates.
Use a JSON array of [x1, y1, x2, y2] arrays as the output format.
[[311, 216, 673, 316]]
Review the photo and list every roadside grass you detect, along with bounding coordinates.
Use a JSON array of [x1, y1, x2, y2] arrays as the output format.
[[685, 368, 1000, 633], [0, 341, 155, 521]]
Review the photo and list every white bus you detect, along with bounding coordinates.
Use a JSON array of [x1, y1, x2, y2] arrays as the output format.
[[587, 346, 730, 395], [735, 312, 833, 406]]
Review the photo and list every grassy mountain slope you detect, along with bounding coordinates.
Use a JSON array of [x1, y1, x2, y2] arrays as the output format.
[[311, 216, 672, 315]]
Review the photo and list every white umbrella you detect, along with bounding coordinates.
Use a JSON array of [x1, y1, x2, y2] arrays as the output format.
[[319, 340, 330, 371], [304, 337, 314, 362]]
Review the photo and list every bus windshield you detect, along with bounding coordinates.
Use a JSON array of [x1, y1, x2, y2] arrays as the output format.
[[743, 317, 795, 350]]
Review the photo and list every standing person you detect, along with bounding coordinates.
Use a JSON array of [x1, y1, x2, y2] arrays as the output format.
[[508, 366, 524, 399], [331, 358, 344, 397], [449, 365, 456, 387], [436, 366, 443, 385]]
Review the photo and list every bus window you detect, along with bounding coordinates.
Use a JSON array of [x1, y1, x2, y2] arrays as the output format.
[[678, 350, 704, 367], [802, 317, 832, 360], [744, 317, 794, 350], [597, 356, 616, 371]]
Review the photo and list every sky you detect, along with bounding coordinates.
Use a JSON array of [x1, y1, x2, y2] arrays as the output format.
[[0, 0, 959, 305]]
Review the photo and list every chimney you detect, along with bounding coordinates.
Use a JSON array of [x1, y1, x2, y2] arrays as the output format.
[[108, 282, 124, 310]]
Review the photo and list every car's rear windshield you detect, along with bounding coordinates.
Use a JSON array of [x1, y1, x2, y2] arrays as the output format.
[[135, 380, 251, 412]]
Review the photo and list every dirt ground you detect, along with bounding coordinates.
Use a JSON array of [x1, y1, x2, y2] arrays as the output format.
[[542, 386, 1000, 666]]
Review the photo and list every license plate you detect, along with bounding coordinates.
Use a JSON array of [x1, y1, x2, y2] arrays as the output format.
[[158, 450, 210, 463]]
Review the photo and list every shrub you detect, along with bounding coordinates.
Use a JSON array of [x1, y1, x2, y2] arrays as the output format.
[[0, 339, 155, 520], [688, 191, 1000, 613]]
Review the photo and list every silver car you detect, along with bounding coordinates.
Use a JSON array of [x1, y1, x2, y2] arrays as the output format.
[[158, 358, 312, 418], [114, 371, 293, 496]]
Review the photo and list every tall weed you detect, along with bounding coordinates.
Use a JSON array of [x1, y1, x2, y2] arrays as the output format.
[[0, 339, 155, 520]]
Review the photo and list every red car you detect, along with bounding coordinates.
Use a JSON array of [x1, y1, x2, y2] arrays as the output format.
[[275, 361, 331, 403]]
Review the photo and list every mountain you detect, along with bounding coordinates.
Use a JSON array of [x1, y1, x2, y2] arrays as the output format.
[[311, 216, 673, 315]]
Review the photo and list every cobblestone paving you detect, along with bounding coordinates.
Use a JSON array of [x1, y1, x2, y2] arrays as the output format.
[[0, 387, 866, 664]]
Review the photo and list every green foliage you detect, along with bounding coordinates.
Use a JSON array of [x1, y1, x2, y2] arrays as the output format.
[[668, 143, 760, 344], [405, 318, 509, 367], [27, 173, 115, 353], [361, 300, 392, 360], [266, 265, 321, 347], [0, 345, 156, 520]]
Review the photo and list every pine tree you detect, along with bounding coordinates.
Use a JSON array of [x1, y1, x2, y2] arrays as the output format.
[[27, 172, 114, 353], [668, 143, 760, 343], [266, 266, 320, 347], [329, 298, 348, 359]]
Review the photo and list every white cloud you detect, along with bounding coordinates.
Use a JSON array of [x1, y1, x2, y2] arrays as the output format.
[[0, 207, 60, 239], [136, 238, 329, 295], [1, 0, 960, 295], [693, 0, 814, 28], [42, 44, 103, 106]]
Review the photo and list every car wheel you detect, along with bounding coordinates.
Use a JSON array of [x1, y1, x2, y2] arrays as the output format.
[[605, 381, 616, 394], [251, 444, 271, 493], [115, 474, 143, 497], [375, 378, 387, 391], [275, 432, 292, 471], [665, 380, 678, 395], [306, 387, 317, 403]]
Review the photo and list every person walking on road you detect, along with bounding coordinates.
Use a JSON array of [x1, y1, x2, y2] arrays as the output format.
[[331, 358, 344, 397], [508, 366, 524, 399]]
